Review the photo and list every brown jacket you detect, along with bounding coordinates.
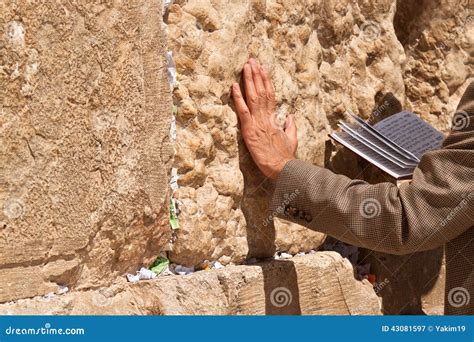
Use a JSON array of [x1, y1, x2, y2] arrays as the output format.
[[271, 82, 474, 315]]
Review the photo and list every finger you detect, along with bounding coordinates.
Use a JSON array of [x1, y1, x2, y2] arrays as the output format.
[[260, 65, 276, 112], [243, 63, 258, 111], [232, 83, 252, 128], [249, 58, 267, 109], [285, 115, 298, 146]]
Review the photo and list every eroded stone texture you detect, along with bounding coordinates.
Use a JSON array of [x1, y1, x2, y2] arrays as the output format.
[[362, 0, 473, 315], [1, 0, 471, 311], [166, 0, 402, 266], [166, 0, 473, 269], [0, 0, 172, 302], [395, 0, 473, 124], [0, 253, 382, 315]]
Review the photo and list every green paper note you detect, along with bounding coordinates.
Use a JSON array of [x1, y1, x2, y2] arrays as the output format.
[[150, 256, 170, 275], [169, 199, 180, 230]]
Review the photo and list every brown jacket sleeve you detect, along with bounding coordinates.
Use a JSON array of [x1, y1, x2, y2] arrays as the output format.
[[271, 82, 474, 255]]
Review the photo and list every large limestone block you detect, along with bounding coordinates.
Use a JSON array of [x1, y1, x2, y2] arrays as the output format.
[[0, 1, 172, 302], [166, 0, 473, 268], [166, 0, 407, 266], [0, 252, 381, 315], [394, 0, 473, 127]]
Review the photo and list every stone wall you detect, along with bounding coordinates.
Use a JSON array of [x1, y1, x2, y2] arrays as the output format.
[[0, 253, 382, 315], [1, 0, 472, 313], [165, 0, 473, 268], [1, 0, 172, 302]]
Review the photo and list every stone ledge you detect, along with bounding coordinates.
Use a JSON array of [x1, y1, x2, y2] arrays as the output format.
[[0, 252, 381, 315]]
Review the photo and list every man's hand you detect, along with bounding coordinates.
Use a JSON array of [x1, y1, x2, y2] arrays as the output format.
[[232, 58, 298, 180]]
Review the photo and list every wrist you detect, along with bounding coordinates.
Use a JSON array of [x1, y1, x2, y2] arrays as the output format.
[[271, 157, 295, 180]]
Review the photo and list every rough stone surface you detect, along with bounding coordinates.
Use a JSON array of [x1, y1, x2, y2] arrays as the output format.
[[0, 253, 381, 315], [1, 0, 471, 313], [166, 0, 473, 267], [0, 1, 173, 302]]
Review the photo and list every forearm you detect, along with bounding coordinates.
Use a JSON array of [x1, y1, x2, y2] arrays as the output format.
[[271, 82, 474, 255], [270, 156, 473, 255]]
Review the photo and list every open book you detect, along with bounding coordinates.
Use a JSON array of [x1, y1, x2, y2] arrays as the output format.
[[329, 111, 445, 179]]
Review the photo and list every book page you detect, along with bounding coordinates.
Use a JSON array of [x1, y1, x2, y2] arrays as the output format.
[[347, 111, 420, 162], [349, 112, 420, 163], [330, 131, 415, 179], [373, 111, 445, 159], [339, 122, 418, 168]]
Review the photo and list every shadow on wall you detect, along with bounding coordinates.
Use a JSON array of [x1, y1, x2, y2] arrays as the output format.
[[325, 92, 444, 314], [364, 247, 445, 315], [261, 260, 302, 315], [231, 56, 444, 314], [229, 78, 277, 260], [394, 0, 428, 46], [238, 142, 277, 259]]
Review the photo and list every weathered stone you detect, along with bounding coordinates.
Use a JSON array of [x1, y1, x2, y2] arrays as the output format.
[[166, 0, 473, 268], [0, 253, 381, 315], [1, 0, 470, 313], [395, 0, 473, 124], [0, 1, 172, 302]]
